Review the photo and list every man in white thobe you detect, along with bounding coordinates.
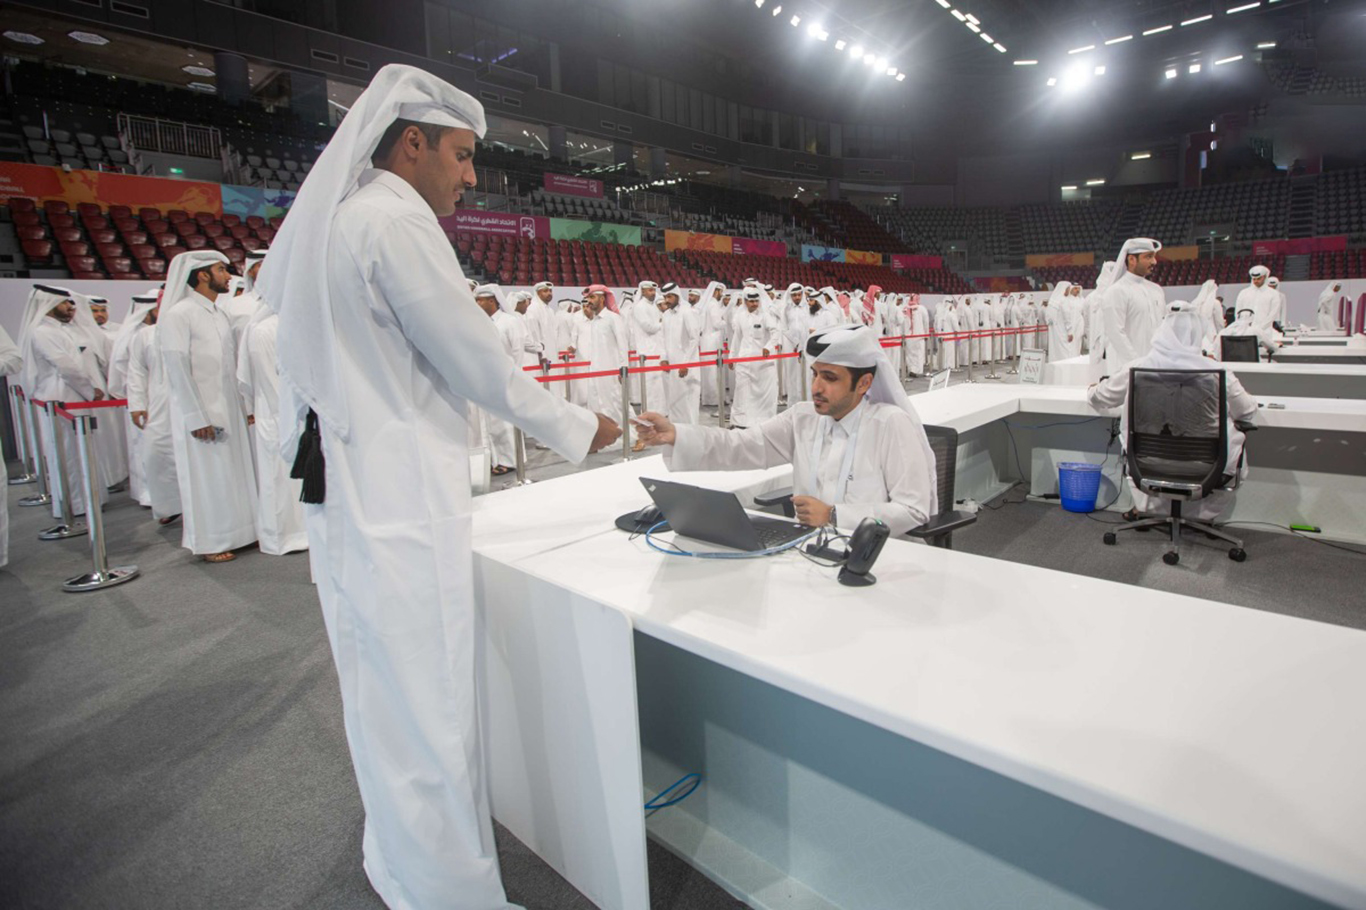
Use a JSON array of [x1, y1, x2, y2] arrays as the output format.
[[729, 288, 781, 428], [157, 249, 258, 561], [222, 248, 269, 351], [935, 297, 960, 370], [780, 283, 807, 402], [236, 307, 307, 555], [1217, 307, 1282, 359], [17, 285, 104, 519], [0, 320, 21, 567], [631, 279, 665, 416], [1236, 265, 1281, 336], [637, 325, 938, 536], [255, 67, 621, 910], [1268, 276, 1287, 329], [526, 281, 559, 366], [1044, 282, 1082, 361], [106, 290, 159, 507], [1316, 282, 1343, 331], [72, 293, 129, 492], [126, 298, 182, 523], [474, 284, 538, 473], [1099, 237, 1166, 370], [659, 282, 701, 424], [698, 281, 727, 407], [1085, 262, 1118, 355], [903, 295, 929, 376], [568, 292, 629, 417]]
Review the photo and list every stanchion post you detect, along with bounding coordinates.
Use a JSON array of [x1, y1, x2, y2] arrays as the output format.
[[561, 353, 572, 401], [963, 333, 976, 383], [19, 397, 52, 507], [63, 410, 137, 592], [8, 387, 37, 484], [512, 426, 530, 486], [714, 351, 727, 428], [619, 366, 632, 462], [39, 401, 86, 540], [776, 346, 786, 405], [983, 328, 1002, 381], [638, 354, 650, 413], [799, 351, 809, 403], [1008, 325, 1021, 374]]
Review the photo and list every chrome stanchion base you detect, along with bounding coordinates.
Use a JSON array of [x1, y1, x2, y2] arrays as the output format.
[[9, 473, 37, 485], [40, 521, 88, 540], [63, 565, 139, 593], [19, 492, 52, 507]]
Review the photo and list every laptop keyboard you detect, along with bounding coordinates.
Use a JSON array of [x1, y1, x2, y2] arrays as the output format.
[[753, 521, 806, 549]]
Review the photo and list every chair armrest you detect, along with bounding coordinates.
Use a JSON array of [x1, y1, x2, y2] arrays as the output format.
[[753, 486, 795, 508], [1234, 419, 1258, 432], [906, 510, 978, 540]]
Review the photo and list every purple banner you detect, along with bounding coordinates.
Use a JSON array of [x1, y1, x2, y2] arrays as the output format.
[[891, 254, 943, 269], [440, 210, 550, 239], [731, 237, 787, 258], [544, 173, 605, 198]]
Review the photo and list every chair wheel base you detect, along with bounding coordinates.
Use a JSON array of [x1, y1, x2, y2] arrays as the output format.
[[1163, 551, 1180, 565], [39, 523, 88, 541], [1228, 548, 1247, 562], [1102, 532, 1117, 545], [63, 566, 140, 592]]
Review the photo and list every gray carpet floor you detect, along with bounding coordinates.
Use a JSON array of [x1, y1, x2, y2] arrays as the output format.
[[2, 364, 1361, 909]]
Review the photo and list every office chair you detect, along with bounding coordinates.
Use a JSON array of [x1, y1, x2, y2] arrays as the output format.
[[1101, 368, 1251, 565], [754, 424, 977, 549], [1219, 335, 1261, 363]]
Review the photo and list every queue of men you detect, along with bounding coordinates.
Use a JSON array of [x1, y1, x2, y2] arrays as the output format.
[[4, 245, 306, 566]]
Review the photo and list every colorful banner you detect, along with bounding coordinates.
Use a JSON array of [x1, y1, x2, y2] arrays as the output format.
[[221, 185, 296, 219], [973, 276, 1031, 292], [666, 230, 730, 253], [1025, 252, 1095, 268], [890, 254, 943, 269], [551, 219, 641, 245], [845, 249, 882, 266], [731, 237, 786, 257], [1157, 245, 1199, 261], [1253, 236, 1347, 257], [801, 244, 845, 263], [440, 210, 550, 239], [544, 173, 605, 198], [0, 161, 221, 214]]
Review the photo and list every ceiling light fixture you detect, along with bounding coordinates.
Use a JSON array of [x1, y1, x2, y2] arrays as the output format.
[[68, 31, 109, 45], [1105, 35, 1133, 45], [864, 53, 877, 65], [3, 31, 43, 45], [886, 66, 898, 76], [1256, 41, 1276, 48], [1046, 76, 1058, 86], [994, 43, 1008, 52], [1094, 65, 1106, 75], [1226, 1, 1260, 12], [755, 0, 764, 7], [950, 9, 967, 21], [965, 12, 980, 24], [182, 65, 215, 76], [1131, 152, 1152, 159], [1069, 44, 1095, 54], [1165, 67, 1178, 78], [895, 73, 906, 81], [850, 44, 864, 58], [187, 82, 216, 92], [1086, 178, 1106, 185], [1013, 59, 1039, 65], [1214, 54, 1243, 64], [935, 0, 951, 6], [1061, 185, 1078, 190], [771, 5, 782, 16], [1143, 24, 1174, 35], [1189, 62, 1202, 72], [1181, 14, 1213, 26], [835, 39, 847, 50], [790, 14, 801, 26], [966, 22, 981, 32], [980, 33, 994, 43], [875, 56, 889, 69]]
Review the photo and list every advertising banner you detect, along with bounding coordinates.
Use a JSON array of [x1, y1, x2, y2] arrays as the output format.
[[440, 210, 550, 239], [1253, 236, 1346, 257], [844, 249, 882, 266], [1157, 245, 1199, 261], [551, 219, 642, 245], [666, 230, 730, 253], [731, 237, 786, 257], [544, 173, 605, 198], [801, 244, 845, 263], [222, 185, 296, 219], [890, 254, 943, 269], [1025, 252, 1095, 267], [0, 161, 221, 214]]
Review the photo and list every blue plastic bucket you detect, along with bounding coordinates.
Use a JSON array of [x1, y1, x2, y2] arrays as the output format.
[[1058, 462, 1103, 513]]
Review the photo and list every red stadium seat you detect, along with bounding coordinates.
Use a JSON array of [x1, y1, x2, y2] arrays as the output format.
[[128, 243, 156, 260], [203, 223, 224, 237], [59, 241, 91, 258], [245, 215, 265, 230], [81, 215, 109, 231], [43, 200, 70, 216], [211, 236, 237, 251], [89, 229, 117, 244], [53, 227, 82, 243], [138, 258, 167, 277], [12, 210, 42, 227], [144, 219, 168, 235], [76, 202, 102, 218], [225, 248, 246, 267], [48, 213, 75, 229], [254, 226, 275, 242], [67, 255, 99, 273], [173, 221, 200, 237], [162, 246, 188, 260], [221, 214, 241, 228], [104, 257, 134, 274], [16, 224, 48, 241], [21, 239, 55, 263], [139, 207, 161, 222], [194, 212, 216, 225], [108, 204, 132, 220], [184, 235, 208, 250], [122, 231, 148, 246], [240, 237, 262, 251], [9, 197, 37, 213], [72, 271, 105, 280], [153, 233, 178, 247], [167, 210, 189, 223], [230, 225, 250, 240], [114, 217, 140, 233]]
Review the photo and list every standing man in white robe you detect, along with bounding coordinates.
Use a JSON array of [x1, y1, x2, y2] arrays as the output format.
[[1237, 265, 1280, 336], [17, 285, 104, 519], [106, 290, 159, 507], [1044, 282, 1081, 361], [780, 283, 807, 402], [256, 65, 620, 910], [236, 307, 308, 555], [637, 325, 938, 536], [474, 284, 532, 474], [659, 282, 701, 425], [1317, 282, 1343, 331], [222, 248, 269, 352], [903, 295, 929, 376], [970, 295, 993, 364], [1267, 276, 1287, 329], [1190, 280, 1223, 346], [698, 281, 727, 408], [72, 293, 128, 492], [126, 297, 182, 524], [1085, 262, 1117, 355], [567, 292, 629, 417], [935, 296, 959, 370], [631, 279, 665, 416], [1218, 307, 1282, 359], [157, 249, 258, 562], [0, 320, 21, 567], [729, 287, 781, 428], [1099, 238, 1166, 370], [526, 281, 559, 365]]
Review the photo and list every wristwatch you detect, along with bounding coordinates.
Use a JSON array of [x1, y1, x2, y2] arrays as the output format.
[[829, 506, 837, 528]]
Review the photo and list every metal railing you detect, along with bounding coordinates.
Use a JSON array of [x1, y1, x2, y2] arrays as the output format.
[[117, 113, 222, 159]]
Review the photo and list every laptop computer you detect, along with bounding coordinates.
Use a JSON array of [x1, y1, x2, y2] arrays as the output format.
[[639, 477, 812, 552]]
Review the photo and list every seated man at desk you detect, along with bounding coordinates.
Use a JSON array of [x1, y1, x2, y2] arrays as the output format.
[[1087, 306, 1258, 521], [1216, 306, 1282, 361], [635, 325, 938, 536]]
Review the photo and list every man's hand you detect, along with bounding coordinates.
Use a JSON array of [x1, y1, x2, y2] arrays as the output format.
[[131, 410, 148, 429], [762, 348, 770, 357], [634, 411, 675, 447], [247, 415, 256, 426], [678, 367, 688, 378], [792, 495, 833, 528], [588, 413, 622, 453], [191, 425, 217, 441], [92, 389, 106, 401], [660, 360, 670, 372], [565, 346, 576, 358]]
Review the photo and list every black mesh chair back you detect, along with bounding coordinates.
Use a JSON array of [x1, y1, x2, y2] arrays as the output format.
[[924, 425, 958, 519], [1126, 369, 1228, 497], [1219, 335, 1260, 362]]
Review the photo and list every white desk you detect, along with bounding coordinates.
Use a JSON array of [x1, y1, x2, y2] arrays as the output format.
[[474, 467, 1366, 910], [1046, 355, 1366, 399]]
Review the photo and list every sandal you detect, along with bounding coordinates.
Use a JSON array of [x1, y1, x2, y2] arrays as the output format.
[[203, 551, 236, 563], [158, 514, 181, 526], [491, 465, 514, 476]]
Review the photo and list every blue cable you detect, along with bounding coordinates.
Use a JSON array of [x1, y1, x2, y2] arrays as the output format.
[[645, 773, 702, 811], [643, 520, 821, 559]]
